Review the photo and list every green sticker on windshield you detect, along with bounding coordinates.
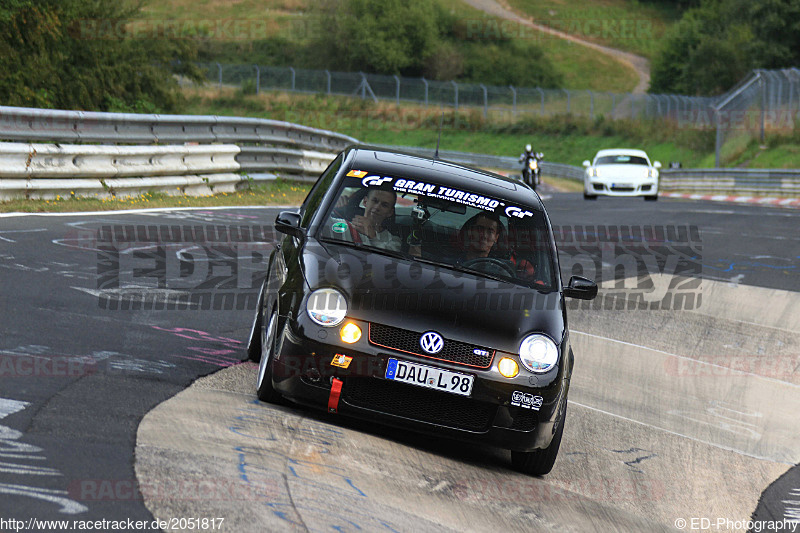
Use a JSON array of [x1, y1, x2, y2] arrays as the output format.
[[332, 222, 348, 234]]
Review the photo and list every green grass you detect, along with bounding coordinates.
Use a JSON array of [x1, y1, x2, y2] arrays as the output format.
[[504, 0, 682, 59], [139, 0, 639, 92], [0, 180, 311, 213], [181, 87, 714, 167]]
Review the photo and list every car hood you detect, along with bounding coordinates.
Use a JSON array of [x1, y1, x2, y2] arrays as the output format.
[[302, 240, 565, 353], [594, 164, 651, 181]]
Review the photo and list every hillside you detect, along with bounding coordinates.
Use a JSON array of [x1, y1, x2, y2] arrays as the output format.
[[136, 0, 683, 93]]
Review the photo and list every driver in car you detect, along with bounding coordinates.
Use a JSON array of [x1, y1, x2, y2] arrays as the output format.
[[457, 211, 507, 261]]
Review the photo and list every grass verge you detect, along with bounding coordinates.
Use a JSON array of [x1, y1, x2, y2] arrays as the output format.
[[0, 180, 311, 214]]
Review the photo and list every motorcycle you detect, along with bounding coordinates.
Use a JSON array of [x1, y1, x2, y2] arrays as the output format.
[[521, 153, 543, 190]]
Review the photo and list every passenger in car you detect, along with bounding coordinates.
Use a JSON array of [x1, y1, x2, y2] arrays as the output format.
[[335, 189, 402, 252]]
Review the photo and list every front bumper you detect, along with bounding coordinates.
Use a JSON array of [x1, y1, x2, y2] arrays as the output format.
[[585, 179, 657, 196], [270, 316, 568, 452]]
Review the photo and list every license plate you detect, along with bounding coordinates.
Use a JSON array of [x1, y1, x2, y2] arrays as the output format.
[[612, 183, 632, 188], [385, 358, 473, 397]]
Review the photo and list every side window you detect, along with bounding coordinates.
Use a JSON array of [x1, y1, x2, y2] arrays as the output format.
[[299, 153, 343, 228]]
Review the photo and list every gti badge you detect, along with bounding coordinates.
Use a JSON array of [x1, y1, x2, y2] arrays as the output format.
[[419, 331, 444, 354]]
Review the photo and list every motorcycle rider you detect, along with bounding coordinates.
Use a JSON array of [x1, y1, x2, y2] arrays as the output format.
[[518, 144, 543, 189]]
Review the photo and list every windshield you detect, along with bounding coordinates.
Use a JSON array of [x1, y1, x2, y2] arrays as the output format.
[[595, 155, 649, 166], [316, 169, 557, 290]]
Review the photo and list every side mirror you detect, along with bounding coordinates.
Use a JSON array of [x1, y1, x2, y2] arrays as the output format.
[[274, 211, 306, 240], [564, 275, 598, 300], [653, 161, 662, 169], [582, 160, 591, 168]]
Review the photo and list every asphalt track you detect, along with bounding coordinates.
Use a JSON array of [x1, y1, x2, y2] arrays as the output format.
[[0, 194, 798, 532]]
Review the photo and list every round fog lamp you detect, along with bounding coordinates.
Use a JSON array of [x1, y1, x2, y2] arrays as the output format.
[[498, 357, 519, 378], [340, 322, 362, 344]]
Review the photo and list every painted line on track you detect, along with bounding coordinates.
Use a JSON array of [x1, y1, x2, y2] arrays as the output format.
[[572, 330, 800, 389], [661, 192, 800, 209], [568, 400, 792, 465], [0, 205, 298, 218]]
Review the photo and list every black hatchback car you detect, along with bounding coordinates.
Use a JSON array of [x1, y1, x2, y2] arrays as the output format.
[[247, 146, 597, 475]]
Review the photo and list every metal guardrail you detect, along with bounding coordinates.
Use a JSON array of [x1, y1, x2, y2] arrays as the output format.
[[376, 145, 584, 181], [660, 168, 800, 195], [0, 105, 357, 150], [386, 145, 800, 196], [0, 105, 357, 190], [0, 142, 243, 200]]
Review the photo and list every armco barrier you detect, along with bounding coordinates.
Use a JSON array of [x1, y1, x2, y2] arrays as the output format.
[[388, 145, 800, 197], [0, 142, 242, 200], [382, 145, 584, 181], [0, 105, 356, 196], [0, 106, 358, 151], [659, 168, 800, 196]]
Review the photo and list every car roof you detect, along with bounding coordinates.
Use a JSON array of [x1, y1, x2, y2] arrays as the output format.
[[594, 148, 650, 158], [345, 145, 545, 210]]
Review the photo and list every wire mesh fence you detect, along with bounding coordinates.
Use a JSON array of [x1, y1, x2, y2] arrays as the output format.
[[189, 63, 798, 167]]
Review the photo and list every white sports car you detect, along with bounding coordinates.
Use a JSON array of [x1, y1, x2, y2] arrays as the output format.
[[582, 149, 661, 201]]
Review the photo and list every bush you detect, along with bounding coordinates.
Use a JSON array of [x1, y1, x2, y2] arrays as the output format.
[[0, 0, 201, 111]]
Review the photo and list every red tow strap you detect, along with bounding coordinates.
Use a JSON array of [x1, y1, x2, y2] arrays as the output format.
[[328, 378, 343, 413]]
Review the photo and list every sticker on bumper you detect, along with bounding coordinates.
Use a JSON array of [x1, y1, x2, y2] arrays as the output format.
[[511, 391, 543, 410]]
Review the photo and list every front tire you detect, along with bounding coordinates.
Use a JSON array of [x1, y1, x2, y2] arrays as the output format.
[[583, 193, 597, 200], [511, 403, 566, 476], [256, 309, 282, 404], [644, 194, 658, 201]]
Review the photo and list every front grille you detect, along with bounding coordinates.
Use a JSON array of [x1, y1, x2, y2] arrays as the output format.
[[369, 323, 494, 368], [343, 378, 496, 432], [611, 186, 635, 192]]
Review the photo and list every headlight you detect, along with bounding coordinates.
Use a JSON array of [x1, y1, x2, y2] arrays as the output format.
[[590, 168, 597, 178], [307, 288, 347, 327], [518, 335, 559, 373]]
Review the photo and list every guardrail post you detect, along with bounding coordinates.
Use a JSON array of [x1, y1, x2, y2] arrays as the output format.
[[538, 88, 544, 115], [289, 67, 296, 91], [714, 107, 722, 168], [452, 81, 459, 111], [480, 84, 488, 118], [421, 77, 429, 107], [394, 75, 401, 106], [216, 63, 222, 91], [588, 91, 594, 118], [509, 85, 516, 116], [563, 89, 570, 114], [609, 92, 616, 115], [254, 65, 260, 95], [759, 75, 766, 144], [326, 70, 331, 95]]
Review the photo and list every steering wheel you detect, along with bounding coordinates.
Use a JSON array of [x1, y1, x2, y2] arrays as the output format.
[[461, 257, 516, 278]]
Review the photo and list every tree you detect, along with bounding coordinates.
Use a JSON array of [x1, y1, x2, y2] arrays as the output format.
[[312, 0, 444, 75], [0, 0, 199, 111]]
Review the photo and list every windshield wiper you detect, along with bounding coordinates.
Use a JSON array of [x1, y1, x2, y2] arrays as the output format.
[[318, 237, 409, 261]]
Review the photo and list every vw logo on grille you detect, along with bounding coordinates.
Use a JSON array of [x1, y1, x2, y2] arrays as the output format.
[[419, 331, 444, 354]]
